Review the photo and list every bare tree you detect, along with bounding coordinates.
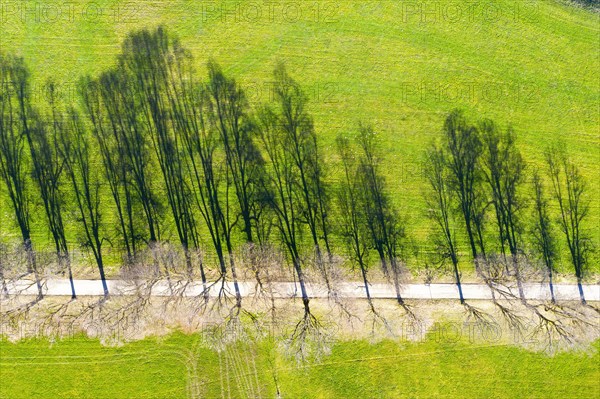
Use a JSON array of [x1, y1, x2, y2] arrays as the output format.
[[258, 104, 330, 361], [336, 136, 375, 308], [531, 171, 557, 304], [25, 82, 75, 299], [257, 64, 335, 314], [257, 105, 311, 315], [270, 64, 332, 262], [81, 76, 138, 261], [0, 53, 43, 299], [98, 65, 161, 245], [356, 124, 407, 307], [546, 146, 591, 304], [480, 120, 526, 301], [164, 46, 214, 295], [424, 143, 464, 304], [57, 107, 108, 298], [205, 60, 267, 244], [443, 109, 486, 268], [175, 66, 242, 307], [117, 27, 202, 280]]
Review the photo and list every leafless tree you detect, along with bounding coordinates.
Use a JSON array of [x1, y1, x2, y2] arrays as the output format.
[[336, 136, 373, 305], [480, 120, 526, 302], [57, 107, 108, 298], [81, 76, 138, 261], [443, 109, 487, 269], [424, 143, 464, 303], [205, 60, 267, 244], [356, 124, 408, 308], [25, 82, 75, 299], [271, 65, 332, 269], [118, 28, 202, 280], [173, 60, 242, 308], [98, 65, 162, 245], [546, 146, 592, 305], [257, 104, 311, 316], [531, 171, 558, 303], [0, 53, 43, 300]]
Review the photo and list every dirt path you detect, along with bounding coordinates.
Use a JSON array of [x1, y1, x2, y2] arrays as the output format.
[[3, 279, 599, 301]]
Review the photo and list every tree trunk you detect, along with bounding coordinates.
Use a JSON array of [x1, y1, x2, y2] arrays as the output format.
[[577, 275, 586, 305], [547, 265, 556, 304], [96, 255, 109, 298], [359, 261, 375, 312], [292, 257, 311, 314], [25, 240, 43, 300], [512, 255, 525, 304], [451, 256, 465, 304]]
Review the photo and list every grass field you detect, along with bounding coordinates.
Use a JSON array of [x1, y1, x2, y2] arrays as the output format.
[[1, 3, 598, 398], [1, 332, 599, 399], [0, 0, 598, 272]]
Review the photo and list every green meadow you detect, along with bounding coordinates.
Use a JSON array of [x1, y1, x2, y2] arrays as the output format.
[[0, 0, 598, 272], [1, 3, 599, 397], [1, 333, 598, 399]]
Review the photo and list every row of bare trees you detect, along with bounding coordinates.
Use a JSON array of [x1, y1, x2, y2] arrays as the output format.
[[0, 27, 595, 316], [424, 110, 593, 305]]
